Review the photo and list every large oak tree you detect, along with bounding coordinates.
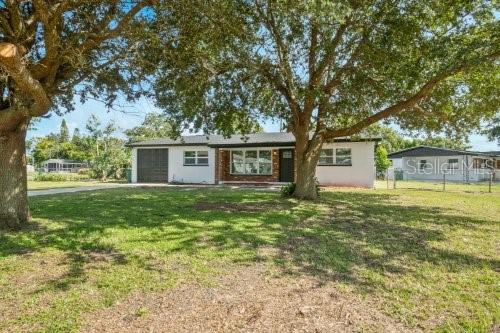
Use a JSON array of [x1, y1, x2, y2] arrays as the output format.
[[0, 0, 153, 228], [148, 0, 499, 199]]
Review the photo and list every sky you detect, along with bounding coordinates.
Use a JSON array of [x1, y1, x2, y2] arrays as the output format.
[[27, 98, 499, 152]]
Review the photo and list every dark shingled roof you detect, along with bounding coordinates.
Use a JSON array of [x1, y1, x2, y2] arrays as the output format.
[[388, 146, 500, 159], [127, 135, 212, 147], [126, 132, 381, 147]]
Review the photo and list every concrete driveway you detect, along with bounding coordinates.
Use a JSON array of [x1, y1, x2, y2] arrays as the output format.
[[28, 184, 131, 197]]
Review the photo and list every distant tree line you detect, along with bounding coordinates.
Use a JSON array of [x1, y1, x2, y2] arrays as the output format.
[[30, 112, 179, 180], [31, 116, 129, 181]]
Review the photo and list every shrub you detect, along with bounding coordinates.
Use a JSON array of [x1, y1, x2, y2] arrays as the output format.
[[281, 179, 321, 198], [77, 168, 91, 175], [280, 182, 296, 197], [33, 172, 91, 182]]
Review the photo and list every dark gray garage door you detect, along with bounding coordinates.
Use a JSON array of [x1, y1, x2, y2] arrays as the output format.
[[137, 148, 168, 183]]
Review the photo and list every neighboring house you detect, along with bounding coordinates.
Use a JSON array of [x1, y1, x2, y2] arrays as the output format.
[[42, 159, 87, 173], [127, 132, 380, 187], [388, 146, 500, 182]]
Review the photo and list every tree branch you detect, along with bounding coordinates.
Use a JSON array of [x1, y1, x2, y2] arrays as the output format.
[[325, 51, 500, 138], [33, 0, 61, 62], [308, 19, 318, 76], [323, 32, 368, 96], [257, 62, 301, 120], [5, 0, 25, 38], [0, 43, 51, 116], [0, 105, 29, 133], [78, 0, 150, 55], [255, 1, 298, 113], [311, 20, 350, 88]]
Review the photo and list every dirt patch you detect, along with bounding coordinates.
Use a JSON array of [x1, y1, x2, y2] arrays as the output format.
[[82, 264, 412, 333], [0, 252, 67, 329], [195, 201, 291, 213], [82, 249, 127, 264]]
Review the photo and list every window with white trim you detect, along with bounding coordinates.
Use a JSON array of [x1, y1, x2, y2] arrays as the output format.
[[318, 149, 334, 165], [231, 150, 272, 174], [318, 148, 352, 166], [184, 150, 209, 165], [335, 148, 352, 165]]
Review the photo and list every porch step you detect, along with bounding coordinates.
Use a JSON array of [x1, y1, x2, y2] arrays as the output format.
[[222, 182, 282, 187]]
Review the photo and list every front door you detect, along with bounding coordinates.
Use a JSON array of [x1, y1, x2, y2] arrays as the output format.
[[279, 149, 295, 182]]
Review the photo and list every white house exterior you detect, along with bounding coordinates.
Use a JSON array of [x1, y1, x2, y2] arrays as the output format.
[[388, 146, 500, 182], [128, 132, 379, 188], [315, 141, 375, 187]]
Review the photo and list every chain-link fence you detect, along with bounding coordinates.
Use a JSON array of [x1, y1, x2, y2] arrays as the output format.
[[379, 168, 499, 193]]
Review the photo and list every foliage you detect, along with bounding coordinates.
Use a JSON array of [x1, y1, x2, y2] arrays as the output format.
[[85, 115, 130, 181], [32, 173, 90, 182], [0, 1, 155, 225], [32, 134, 89, 165], [281, 180, 320, 198], [280, 183, 296, 197], [125, 112, 174, 142], [375, 146, 392, 175], [368, 125, 470, 153], [59, 119, 70, 143], [483, 115, 500, 146], [32, 114, 129, 180], [72, 128, 82, 145], [0, 1, 153, 132]]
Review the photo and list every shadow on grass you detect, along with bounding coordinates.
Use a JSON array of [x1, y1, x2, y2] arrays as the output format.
[[0, 188, 305, 291], [275, 190, 499, 292], [0, 187, 497, 294]]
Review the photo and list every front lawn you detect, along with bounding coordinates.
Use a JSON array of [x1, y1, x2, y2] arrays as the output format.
[[0, 187, 498, 332]]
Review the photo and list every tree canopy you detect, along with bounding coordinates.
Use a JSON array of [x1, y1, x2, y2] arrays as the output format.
[[368, 125, 471, 153], [59, 119, 69, 143], [125, 112, 174, 142], [0, 0, 153, 132], [0, 0, 154, 227], [145, 0, 498, 198], [483, 115, 500, 146], [147, 1, 499, 138]]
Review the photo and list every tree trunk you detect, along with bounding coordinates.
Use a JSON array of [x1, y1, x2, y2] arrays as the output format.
[[294, 156, 319, 199], [292, 130, 323, 200], [0, 120, 30, 229]]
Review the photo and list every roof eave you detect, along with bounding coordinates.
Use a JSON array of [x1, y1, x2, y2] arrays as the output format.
[[208, 142, 296, 148], [126, 142, 209, 148]]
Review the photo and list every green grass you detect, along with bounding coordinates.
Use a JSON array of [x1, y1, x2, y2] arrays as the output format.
[[0, 187, 498, 332], [28, 180, 124, 190]]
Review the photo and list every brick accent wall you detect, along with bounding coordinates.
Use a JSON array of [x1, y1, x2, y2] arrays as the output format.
[[218, 149, 280, 182]]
